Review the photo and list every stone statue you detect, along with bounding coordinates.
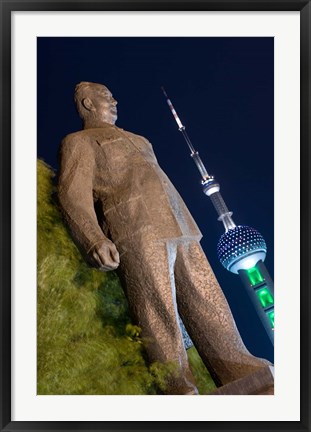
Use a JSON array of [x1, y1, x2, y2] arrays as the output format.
[[58, 82, 271, 395]]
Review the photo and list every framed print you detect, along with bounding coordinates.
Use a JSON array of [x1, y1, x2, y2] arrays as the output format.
[[1, 0, 310, 430]]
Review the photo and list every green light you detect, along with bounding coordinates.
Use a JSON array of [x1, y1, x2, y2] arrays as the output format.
[[266, 310, 275, 329], [255, 287, 274, 308], [246, 266, 264, 286]]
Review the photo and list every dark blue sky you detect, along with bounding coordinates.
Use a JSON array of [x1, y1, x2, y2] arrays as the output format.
[[37, 37, 274, 362]]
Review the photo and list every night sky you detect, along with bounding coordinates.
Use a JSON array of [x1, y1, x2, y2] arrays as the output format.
[[37, 37, 274, 362]]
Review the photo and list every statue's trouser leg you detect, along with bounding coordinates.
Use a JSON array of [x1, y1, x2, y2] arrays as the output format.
[[174, 241, 271, 386], [117, 237, 198, 394]]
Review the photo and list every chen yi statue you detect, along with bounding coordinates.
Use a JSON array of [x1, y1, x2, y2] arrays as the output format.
[[58, 82, 271, 395]]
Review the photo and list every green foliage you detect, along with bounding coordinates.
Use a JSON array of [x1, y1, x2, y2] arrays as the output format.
[[149, 361, 180, 393], [37, 159, 216, 395], [37, 159, 155, 394], [187, 347, 216, 394]]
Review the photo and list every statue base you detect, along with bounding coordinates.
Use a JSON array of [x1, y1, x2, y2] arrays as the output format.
[[209, 365, 274, 395]]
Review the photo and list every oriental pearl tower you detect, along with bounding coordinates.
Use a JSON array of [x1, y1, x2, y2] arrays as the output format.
[[162, 88, 274, 345]]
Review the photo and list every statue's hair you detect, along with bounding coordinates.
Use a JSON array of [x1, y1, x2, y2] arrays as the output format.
[[74, 81, 108, 121]]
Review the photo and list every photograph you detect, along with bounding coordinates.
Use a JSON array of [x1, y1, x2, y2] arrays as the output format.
[[37, 36, 274, 396]]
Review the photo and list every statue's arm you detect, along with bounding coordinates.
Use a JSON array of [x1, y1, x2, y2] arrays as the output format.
[[58, 135, 119, 271]]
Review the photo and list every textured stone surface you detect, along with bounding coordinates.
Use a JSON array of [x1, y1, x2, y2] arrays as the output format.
[[58, 82, 272, 394], [209, 366, 274, 395]]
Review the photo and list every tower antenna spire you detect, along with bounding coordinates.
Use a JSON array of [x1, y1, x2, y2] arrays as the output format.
[[161, 86, 210, 180], [161, 86, 235, 232]]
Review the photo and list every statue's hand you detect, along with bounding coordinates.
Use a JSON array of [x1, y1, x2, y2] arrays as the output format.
[[90, 239, 120, 271]]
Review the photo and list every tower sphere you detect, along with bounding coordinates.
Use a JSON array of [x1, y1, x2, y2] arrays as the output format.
[[217, 225, 267, 274]]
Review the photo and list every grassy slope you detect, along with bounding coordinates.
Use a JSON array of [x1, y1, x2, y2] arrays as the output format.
[[37, 159, 216, 395]]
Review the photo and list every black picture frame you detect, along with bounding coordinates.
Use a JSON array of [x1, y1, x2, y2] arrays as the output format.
[[1, 0, 310, 431]]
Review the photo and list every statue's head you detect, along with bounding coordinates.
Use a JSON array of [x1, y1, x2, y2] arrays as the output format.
[[74, 82, 118, 127]]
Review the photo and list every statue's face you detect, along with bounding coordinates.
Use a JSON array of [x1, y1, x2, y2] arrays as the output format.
[[91, 84, 118, 125]]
